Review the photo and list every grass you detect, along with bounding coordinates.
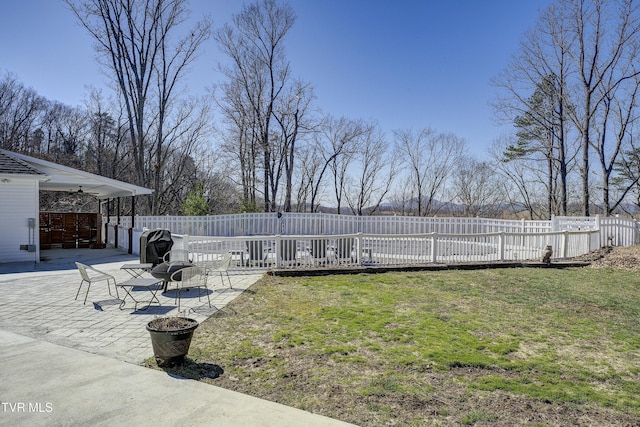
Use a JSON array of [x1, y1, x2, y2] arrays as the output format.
[[156, 267, 640, 426]]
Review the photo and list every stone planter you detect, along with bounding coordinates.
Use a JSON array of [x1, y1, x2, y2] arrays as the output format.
[[146, 317, 199, 367]]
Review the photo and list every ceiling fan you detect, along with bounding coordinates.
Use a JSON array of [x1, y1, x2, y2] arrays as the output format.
[[70, 186, 99, 195]]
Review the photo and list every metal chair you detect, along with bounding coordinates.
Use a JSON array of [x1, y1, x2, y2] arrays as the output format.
[[278, 239, 298, 267], [197, 252, 233, 288], [246, 240, 269, 267], [310, 238, 329, 265], [170, 266, 211, 312], [75, 262, 119, 304], [335, 237, 355, 264]]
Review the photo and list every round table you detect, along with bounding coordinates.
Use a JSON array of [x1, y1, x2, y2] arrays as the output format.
[[150, 261, 193, 292]]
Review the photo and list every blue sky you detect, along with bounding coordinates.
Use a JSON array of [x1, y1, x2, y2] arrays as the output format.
[[1, 0, 552, 158]]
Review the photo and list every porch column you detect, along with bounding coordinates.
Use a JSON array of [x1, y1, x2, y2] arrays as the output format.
[[128, 195, 135, 254], [105, 198, 111, 246], [115, 198, 120, 249]]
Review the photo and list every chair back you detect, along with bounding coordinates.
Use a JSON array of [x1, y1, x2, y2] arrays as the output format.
[[196, 252, 232, 271], [174, 266, 208, 287], [310, 239, 328, 259], [217, 252, 233, 271], [163, 249, 190, 263], [336, 238, 354, 260], [246, 240, 264, 261], [75, 262, 91, 281], [279, 239, 297, 261]]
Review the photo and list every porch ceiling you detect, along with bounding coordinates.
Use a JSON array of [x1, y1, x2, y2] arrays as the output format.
[[2, 150, 153, 198]]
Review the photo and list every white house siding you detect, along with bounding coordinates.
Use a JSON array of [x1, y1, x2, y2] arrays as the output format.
[[0, 177, 39, 263]]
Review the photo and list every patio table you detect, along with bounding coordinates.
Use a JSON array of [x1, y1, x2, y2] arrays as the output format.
[[116, 277, 163, 311], [120, 263, 153, 278], [150, 261, 193, 292]]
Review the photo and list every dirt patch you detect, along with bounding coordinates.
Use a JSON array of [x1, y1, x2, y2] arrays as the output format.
[[578, 244, 640, 270]]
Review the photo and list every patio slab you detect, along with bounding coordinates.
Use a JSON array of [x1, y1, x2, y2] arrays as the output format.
[[0, 249, 358, 426], [0, 249, 263, 364]]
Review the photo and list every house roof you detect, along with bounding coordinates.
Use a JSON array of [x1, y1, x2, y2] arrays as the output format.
[[0, 150, 153, 198], [0, 150, 45, 176]]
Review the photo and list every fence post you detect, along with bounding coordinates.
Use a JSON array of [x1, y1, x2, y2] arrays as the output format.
[[595, 214, 602, 248], [275, 235, 281, 268], [563, 231, 569, 258], [430, 232, 438, 263], [356, 232, 363, 265], [498, 232, 505, 261], [184, 234, 190, 254]]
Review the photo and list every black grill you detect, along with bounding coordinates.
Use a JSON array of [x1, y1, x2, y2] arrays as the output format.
[[140, 229, 173, 266]]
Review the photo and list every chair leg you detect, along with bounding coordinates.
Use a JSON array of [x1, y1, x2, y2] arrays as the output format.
[[205, 285, 211, 308], [109, 278, 120, 299], [219, 272, 231, 288], [83, 283, 91, 305], [75, 280, 84, 301]]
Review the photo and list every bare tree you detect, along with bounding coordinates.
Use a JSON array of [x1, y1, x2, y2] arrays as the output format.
[[294, 143, 322, 212], [591, 58, 640, 214], [493, 0, 640, 216], [215, 0, 295, 212], [566, 0, 640, 215], [394, 128, 465, 216], [272, 80, 315, 212], [0, 73, 47, 152], [344, 124, 398, 215], [66, 0, 211, 214], [215, 79, 261, 210], [309, 115, 368, 213], [83, 87, 130, 180], [152, 97, 213, 214], [492, 3, 573, 216], [451, 156, 505, 217]]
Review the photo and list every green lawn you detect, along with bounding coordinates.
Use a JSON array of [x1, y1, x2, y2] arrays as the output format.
[[164, 268, 640, 426]]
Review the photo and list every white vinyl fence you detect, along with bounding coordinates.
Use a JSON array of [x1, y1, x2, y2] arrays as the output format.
[[103, 212, 634, 270], [154, 230, 599, 271], [112, 212, 559, 236]]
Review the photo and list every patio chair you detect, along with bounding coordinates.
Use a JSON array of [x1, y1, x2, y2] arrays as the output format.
[[278, 239, 298, 267], [246, 240, 269, 267], [335, 237, 355, 264], [171, 266, 211, 312], [196, 252, 233, 288], [163, 249, 191, 264], [75, 262, 119, 304], [310, 239, 329, 265]]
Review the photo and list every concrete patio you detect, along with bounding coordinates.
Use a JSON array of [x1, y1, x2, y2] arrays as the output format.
[[0, 248, 357, 426], [0, 248, 263, 364]]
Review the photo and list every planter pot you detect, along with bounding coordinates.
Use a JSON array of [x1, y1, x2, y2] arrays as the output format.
[[146, 317, 199, 367]]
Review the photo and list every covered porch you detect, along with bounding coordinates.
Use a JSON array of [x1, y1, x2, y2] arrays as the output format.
[[4, 151, 153, 260]]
